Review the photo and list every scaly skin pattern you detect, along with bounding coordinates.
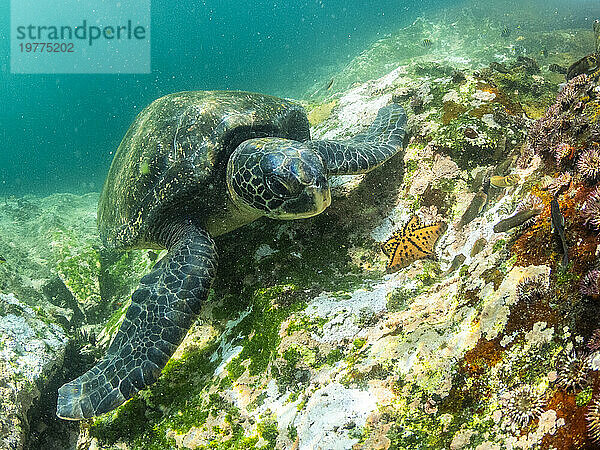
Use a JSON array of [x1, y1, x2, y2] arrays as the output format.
[[57, 90, 408, 420], [57, 223, 217, 419], [309, 104, 407, 175]]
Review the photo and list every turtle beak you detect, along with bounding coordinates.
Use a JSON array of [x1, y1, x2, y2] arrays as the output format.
[[312, 176, 331, 213], [304, 182, 331, 216], [278, 176, 331, 219]]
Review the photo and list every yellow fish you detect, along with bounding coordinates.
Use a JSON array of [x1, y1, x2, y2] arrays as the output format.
[[382, 216, 447, 273], [490, 174, 520, 188]]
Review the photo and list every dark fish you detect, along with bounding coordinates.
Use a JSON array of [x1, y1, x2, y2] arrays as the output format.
[[464, 127, 478, 139], [444, 254, 466, 275], [422, 38, 433, 48], [147, 251, 159, 261], [470, 170, 486, 193], [458, 192, 487, 228], [501, 26, 511, 38], [566, 54, 600, 81], [490, 61, 510, 74], [493, 208, 541, 233], [0, 255, 5, 263], [548, 63, 567, 75], [326, 78, 334, 90], [493, 155, 513, 176], [470, 238, 487, 257], [551, 197, 569, 267]]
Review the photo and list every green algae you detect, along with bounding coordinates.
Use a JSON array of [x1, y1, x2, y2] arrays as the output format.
[[286, 315, 327, 337], [433, 115, 504, 169], [226, 284, 307, 379], [51, 228, 102, 316], [256, 416, 278, 447], [386, 286, 415, 312], [87, 199, 374, 446], [492, 239, 507, 253], [416, 260, 442, 286], [576, 386, 593, 407]]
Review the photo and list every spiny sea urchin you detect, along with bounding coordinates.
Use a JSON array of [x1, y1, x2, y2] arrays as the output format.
[[554, 142, 574, 163], [587, 396, 600, 443], [581, 187, 600, 230], [580, 270, 600, 299], [577, 147, 600, 182], [517, 275, 549, 303], [556, 350, 590, 391], [501, 385, 546, 428], [587, 329, 600, 351]]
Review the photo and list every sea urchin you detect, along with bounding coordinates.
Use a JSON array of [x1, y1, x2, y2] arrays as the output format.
[[502, 385, 546, 428], [517, 275, 549, 303], [587, 396, 600, 442], [577, 147, 600, 182], [581, 187, 600, 230], [580, 270, 600, 299], [556, 350, 590, 391]]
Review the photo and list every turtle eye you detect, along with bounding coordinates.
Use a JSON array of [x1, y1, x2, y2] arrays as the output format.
[[266, 175, 291, 198]]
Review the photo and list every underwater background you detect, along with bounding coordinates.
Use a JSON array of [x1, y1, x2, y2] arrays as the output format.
[[0, 0, 597, 196], [4, 0, 600, 448]]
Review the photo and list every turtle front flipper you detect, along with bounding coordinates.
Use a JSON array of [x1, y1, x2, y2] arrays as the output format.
[[309, 103, 408, 176], [56, 223, 217, 420]]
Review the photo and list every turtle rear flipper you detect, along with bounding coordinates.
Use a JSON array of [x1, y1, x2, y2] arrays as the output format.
[[57, 224, 217, 420], [309, 103, 407, 175]]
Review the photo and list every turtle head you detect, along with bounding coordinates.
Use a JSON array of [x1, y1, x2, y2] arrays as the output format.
[[227, 137, 331, 219]]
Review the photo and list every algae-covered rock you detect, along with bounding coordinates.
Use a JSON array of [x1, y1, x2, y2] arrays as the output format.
[[306, 98, 339, 127], [0, 293, 68, 450]]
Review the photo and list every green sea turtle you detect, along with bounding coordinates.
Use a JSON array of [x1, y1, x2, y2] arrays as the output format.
[[56, 90, 407, 419]]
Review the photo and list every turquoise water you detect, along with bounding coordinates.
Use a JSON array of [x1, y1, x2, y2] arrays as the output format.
[[0, 0, 599, 195]]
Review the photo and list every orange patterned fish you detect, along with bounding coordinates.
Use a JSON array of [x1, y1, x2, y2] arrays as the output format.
[[382, 216, 447, 273]]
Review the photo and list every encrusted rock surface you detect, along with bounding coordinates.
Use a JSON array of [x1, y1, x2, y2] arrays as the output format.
[[0, 293, 68, 450], [3, 3, 600, 449]]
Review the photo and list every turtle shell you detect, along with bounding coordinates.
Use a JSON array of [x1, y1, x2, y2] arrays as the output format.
[[98, 91, 310, 249]]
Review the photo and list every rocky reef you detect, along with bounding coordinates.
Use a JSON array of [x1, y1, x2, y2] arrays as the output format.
[[3, 4, 600, 450]]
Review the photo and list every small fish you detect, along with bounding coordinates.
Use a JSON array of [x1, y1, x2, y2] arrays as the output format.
[[444, 253, 466, 275], [470, 170, 486, 193], [0, 255, 5, 263], [490, 62, 510, 74], [501, 26, 511, 38], [493, 208, 541, 233], [458, 192, 487, 228], [470, 238, 487, 257], [422, 38, 433, 48], [548, 63, 567, 75], [551, 197, 569, 267], [540, 48, 548, 58], [490, 174, 520, 188], [326, 78, 334, 90]]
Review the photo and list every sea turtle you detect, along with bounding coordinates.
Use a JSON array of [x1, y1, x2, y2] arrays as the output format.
[[56, 90, 407, 419], [566, 19, 600, 80]]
